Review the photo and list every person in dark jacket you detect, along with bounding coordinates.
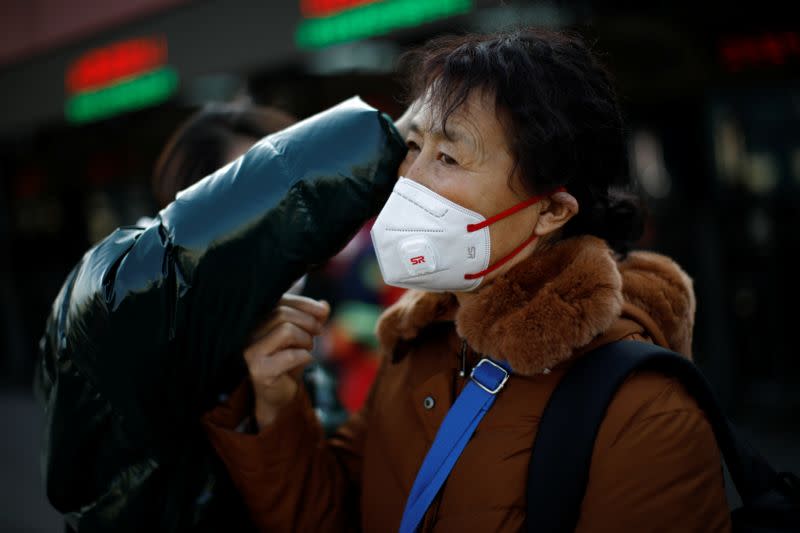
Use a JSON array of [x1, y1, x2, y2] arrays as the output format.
[[203, 29, 731, 532], [35, 97, 406, 531], [47, 101, 299, 533]]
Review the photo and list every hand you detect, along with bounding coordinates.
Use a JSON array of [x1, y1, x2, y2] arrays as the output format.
[[243, 294, 330, 429]]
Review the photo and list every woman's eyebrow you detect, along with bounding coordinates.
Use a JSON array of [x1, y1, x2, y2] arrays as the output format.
[[411, 119, 476, 150]]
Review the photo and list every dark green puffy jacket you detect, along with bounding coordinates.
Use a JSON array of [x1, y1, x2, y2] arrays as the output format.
[[34, 97, 406, 531]]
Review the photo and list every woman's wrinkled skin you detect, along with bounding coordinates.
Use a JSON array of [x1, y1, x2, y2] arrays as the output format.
[[243, 90, 578, 428], [398, 90, 579, 295]]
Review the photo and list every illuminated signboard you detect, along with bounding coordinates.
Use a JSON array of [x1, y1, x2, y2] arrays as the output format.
[[720, 31, 800, 72], [301, 0, 380, 17], [296, 0, 473, 49], [65, 36, 178, 124]]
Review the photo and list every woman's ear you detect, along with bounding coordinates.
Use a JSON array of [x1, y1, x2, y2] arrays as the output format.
[[534, 191, 579, 237]]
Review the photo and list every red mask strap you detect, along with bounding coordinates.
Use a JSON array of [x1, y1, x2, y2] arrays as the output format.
[[464, 186, 567, 281], [466, 186, 566, 233]]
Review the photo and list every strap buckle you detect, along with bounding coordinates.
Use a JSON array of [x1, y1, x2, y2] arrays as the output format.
[[470, 358, 510, 395]]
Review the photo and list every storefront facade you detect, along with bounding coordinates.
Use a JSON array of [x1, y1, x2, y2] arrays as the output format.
[[1, 0, 797, 434]]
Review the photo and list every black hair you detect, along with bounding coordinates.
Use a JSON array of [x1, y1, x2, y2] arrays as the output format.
[[401, 28, 644, 254], [152, 102, 296, 208]]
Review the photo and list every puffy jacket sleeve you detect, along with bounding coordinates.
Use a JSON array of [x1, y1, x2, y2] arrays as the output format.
[[576, 371, 732, 533], [34, 97, 406, 531], [202, 358, 388, 532]]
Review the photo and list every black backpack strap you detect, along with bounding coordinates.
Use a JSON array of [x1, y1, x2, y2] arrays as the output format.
[[525, 340, 780, 533]]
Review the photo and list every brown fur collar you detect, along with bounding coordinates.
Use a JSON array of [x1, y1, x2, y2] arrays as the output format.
[[376, 236, 695, 376]]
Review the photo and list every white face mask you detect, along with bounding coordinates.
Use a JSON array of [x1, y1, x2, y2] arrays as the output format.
[[370, 177, 555, 292]]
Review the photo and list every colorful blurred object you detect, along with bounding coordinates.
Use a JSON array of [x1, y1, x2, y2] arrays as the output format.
[[64, 36, 179, 123], [312, 222, 404, 413], [720, 31, 800, 72], [326, 312, 380, 412], [295, 0, 474, 49]]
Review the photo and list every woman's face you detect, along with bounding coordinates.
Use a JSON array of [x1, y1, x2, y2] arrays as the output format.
[[398, 89, 543, 283]]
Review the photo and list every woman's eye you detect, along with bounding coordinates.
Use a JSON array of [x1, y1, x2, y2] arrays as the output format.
[[406, 140, 420, 151], [439, 152, 458, 166]]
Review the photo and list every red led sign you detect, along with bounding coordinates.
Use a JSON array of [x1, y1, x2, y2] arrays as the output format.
[[66, 36, 168, 94], [720, 31, 800, 72], [301, 0, 379, 18]]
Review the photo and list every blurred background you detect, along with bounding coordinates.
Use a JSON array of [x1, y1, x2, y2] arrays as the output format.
[[0, 0, 798, 531]]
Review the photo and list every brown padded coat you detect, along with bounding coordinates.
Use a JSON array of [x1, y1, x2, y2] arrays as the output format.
[[203, 236, 732, 532]]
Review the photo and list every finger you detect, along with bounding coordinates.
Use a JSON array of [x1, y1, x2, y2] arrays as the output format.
[[277, 293, 330, 322], [250, 305, 321, 342], [244, 322, 313, 366], [250, 348, 313, 386]]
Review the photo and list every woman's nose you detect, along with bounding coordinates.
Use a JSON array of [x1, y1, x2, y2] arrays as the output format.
[[400, 153, 433, 189]]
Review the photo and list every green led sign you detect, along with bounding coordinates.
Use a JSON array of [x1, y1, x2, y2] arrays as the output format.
[[296, 0, 473, 49], [66, 67, 178, 124]]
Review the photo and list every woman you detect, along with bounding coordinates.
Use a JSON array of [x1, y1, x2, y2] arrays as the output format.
[[152, 101, 296, 208], [203, 29, 730, 531]]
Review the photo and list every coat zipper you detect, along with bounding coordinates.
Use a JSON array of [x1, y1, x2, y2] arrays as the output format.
[[459, 338, 468, 378]]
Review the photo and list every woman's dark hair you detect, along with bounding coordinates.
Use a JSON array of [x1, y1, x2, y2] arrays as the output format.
[[153, 102, 296, 208], [401, 28, 644, 253]]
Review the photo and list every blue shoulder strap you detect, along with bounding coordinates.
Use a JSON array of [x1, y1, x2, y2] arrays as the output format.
[[399, 358, 511, 533]]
